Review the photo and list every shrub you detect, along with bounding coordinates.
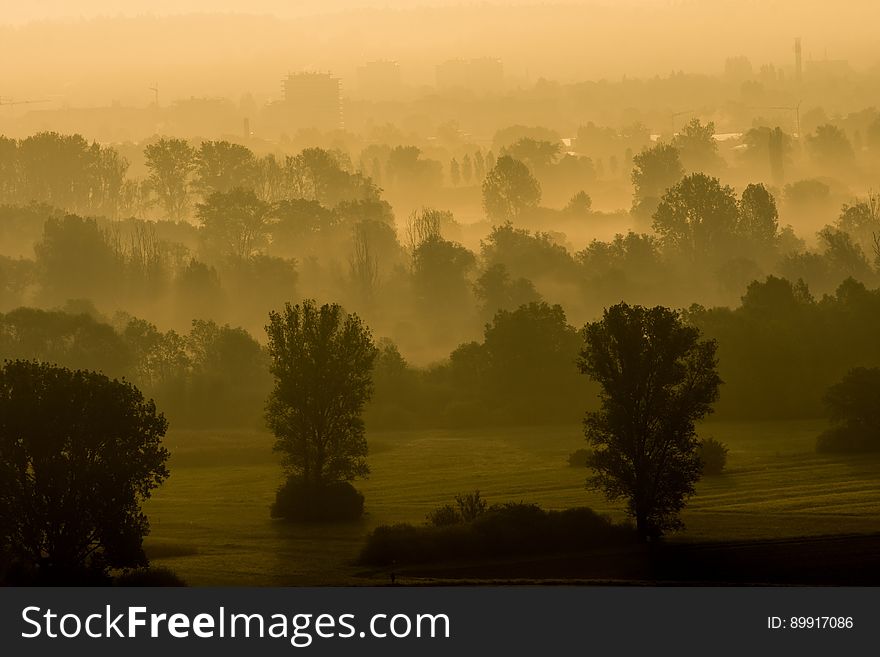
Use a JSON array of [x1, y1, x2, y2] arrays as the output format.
[[360, 502, 635, 566], [271, 477, 364, 522], [568, 448, 593, 467], [426, 490, 487, 526], [816, 426, 878, 453], [817, 368, 880, 453], [699, 437, 729, 475], [455, 490, 487, 521], [114, 566, 187, 587], [426, 504, 460, 527]]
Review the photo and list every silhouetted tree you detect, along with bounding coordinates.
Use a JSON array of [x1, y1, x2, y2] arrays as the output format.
[[672, 118, 722, 173], [737, 183, 779, 252], [564, 190, 593, 215], [474, 263, 542, 318], [631, 143, 684, 218], [34, 214, 120, 305], [449, 158, 461, 186], [144, 138, 197, 220], [652, 173, 739, 261], [265, 301, 377, 490], [807, 124, 855, 169], [482, 155, 540, 222], [578, 303, 721, 539], [817, 367, 880, 453], [196, 187, 272, 260], [412, 235, 476, 315], [195, 140, 258, 196], [0, 360, 169, 582], [503, 138, 561, 171], [461, 153, 473, 185]]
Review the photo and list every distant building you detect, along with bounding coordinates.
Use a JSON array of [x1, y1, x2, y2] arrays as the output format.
[[279, 72, 342, 131], [436, 58, 503, 94], [357, 60, 402, 100]]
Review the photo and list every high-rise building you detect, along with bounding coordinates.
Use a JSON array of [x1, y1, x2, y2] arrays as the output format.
[[280, 72, 342, 131]]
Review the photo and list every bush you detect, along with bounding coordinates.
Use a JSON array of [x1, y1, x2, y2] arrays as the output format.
[[816, 425, 878, 453], [114, 566, 187, 587], [426, 490, 488, 526], [568, 448, 593, 467], [271, 477, 364, 522], [817, 368, 880, 453], [454, 490, 487, 521], [360, 502, 635, 566], [699, 437, 728, 475], [426, 504, 460, 527]]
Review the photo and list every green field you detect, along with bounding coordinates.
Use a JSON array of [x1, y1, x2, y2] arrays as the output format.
[[142, 420, 880, 585]]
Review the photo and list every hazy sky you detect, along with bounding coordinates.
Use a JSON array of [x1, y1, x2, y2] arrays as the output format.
[[0, 1, 675, 24], [2, 1, 878, 108]]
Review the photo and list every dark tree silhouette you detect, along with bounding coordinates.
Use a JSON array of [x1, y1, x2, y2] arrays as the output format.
[[578, 303, 721, 539], [196, 187, 272, 260], [672, 118, 722, 173], [195, 140, 258, 196], [652, 172, 739, 261], [482, 155, 541, 222], [144, 138, 197, 220], [630, 142, 684, 219], [817, 367, 880, 453], [265, 300, 377, 502], [0, 360, 169, 582], [737, 183, 779, 251]]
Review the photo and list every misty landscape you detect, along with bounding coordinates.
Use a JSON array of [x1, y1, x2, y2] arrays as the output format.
[[2, 0, 880, 587]]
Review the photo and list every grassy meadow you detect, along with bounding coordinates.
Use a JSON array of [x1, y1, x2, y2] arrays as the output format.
[[142, 420, 880, 585]]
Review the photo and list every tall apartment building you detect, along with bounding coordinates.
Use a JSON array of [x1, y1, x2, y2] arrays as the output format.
[[280, 72, 343, 131]]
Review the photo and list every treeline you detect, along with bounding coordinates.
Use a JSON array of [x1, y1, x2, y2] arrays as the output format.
[[4, 274, 880, 429], [0, 307, 268, 428]]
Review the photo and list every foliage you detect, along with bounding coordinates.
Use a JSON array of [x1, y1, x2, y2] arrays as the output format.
[[0, 360, 169, 583], [817, 367, 880, 453], [482, 155, 541, 222], [631, 143, 683, 218], [672, 118, 722, 173], [360, 503, 635, 566], [271, 477, 365, 522], [699, 437, 729, 475], [426, 491, 488, 526], [266, 300, 377, 489], [34, 214, 120, 305], [807, 124, 855, 168], [196, 187, 272, 260], [474, 263, 542, 318], [652, 173, 740, 261], [195, 140, 257, 196], [578, 303, 721, 538], [113, 566, 187, 587], [568, 448, 593, 468], [144, 138, 197, 220]]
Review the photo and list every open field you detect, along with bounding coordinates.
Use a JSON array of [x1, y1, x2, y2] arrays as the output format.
[[142, 420, 880, 585]]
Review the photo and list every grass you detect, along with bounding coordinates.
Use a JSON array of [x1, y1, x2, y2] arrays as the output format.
[[142, 419, 880, 585]]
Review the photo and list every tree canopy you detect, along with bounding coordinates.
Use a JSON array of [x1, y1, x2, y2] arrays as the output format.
[[265, 300, 378, 490], [578, 303, 721, 538], [482, 155, 541, 222], [0, 360, 169, 582]]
